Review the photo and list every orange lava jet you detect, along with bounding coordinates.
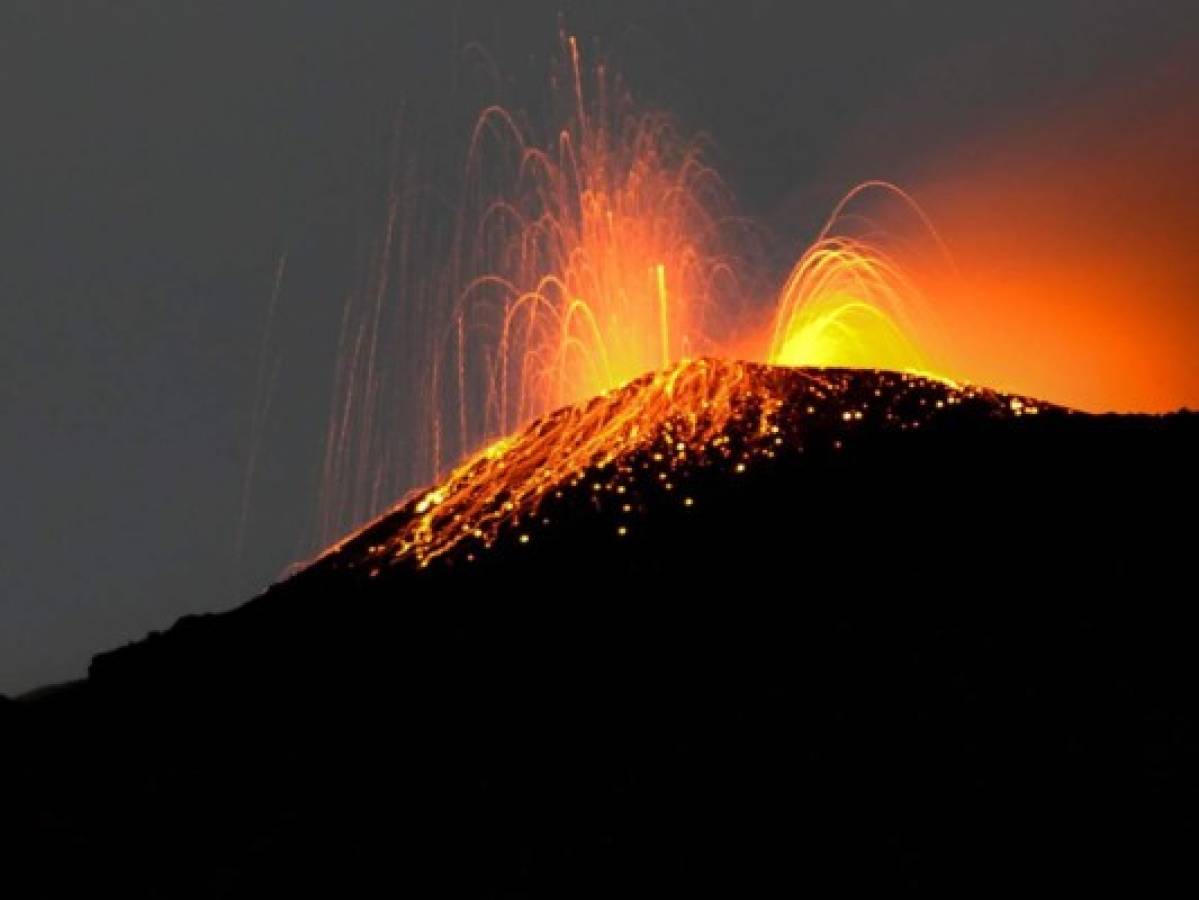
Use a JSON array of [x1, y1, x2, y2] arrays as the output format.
[[441, 35, 753, 451]]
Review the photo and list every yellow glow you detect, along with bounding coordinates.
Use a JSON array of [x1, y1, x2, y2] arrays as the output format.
[[768, 241, 937, 376], [767, 183, 952, 382], [772, 298, 926, 371]]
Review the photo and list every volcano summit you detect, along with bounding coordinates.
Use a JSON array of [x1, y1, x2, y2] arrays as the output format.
[[322, 360, 1056, 571], [7, 364, 1199, 895]]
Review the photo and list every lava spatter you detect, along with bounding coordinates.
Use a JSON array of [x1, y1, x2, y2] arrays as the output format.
[[318, 362, 1055, 572]]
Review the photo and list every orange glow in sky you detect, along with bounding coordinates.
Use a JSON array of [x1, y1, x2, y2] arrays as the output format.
[[908, 58, 1199, 412]]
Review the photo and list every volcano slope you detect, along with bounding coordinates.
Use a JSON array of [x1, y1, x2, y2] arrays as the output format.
[[7, 363, 1199, 895]]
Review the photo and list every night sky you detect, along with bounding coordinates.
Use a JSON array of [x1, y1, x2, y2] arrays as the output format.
[[3, 1, 1196, 694]]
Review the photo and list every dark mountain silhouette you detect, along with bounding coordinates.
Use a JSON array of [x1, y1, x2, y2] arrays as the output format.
[[6, 365, 1199, 896]]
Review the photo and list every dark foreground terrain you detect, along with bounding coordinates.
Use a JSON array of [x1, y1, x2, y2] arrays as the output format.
[[6, 367, 1199, 895]]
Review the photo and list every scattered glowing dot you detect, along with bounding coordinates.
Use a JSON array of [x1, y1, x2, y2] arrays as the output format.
[[519, 534, 530, 544]]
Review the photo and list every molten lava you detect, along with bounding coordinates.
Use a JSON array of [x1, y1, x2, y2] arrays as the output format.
[[767, 182, 951, 379], [443, 35, 752, 447], [320, 363, 1048, 570]]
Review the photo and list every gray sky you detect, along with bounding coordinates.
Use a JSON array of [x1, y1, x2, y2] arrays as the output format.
[[3, 1, 1196, 694]]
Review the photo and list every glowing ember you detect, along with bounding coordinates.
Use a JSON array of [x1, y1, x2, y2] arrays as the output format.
[[319, 364, 1052, 570]]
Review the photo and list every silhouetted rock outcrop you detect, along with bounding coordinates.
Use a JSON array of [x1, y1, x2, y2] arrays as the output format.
[[9, 367, 1199, 895]]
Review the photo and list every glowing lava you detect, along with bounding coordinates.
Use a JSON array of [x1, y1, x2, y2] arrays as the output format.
[[443, 34, 753, 452], [320, 364, 1047, 570], [370, 358, 749, 567], [768, 182, 951, 380]]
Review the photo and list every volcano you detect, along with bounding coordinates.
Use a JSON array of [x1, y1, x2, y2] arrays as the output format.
[[7, 364, 1199, 895]]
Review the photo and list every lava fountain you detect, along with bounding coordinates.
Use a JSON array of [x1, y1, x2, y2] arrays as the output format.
[[440, 35, 754, 447], [768, 181, 952, 379]]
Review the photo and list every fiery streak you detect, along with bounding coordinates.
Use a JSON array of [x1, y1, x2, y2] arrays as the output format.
[[768, 181, 954, 379], [393, 358, 749, 565], [445, 69, 748, 444]]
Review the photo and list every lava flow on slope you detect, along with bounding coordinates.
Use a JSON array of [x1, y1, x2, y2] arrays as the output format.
[[317, 360, 1056, 573]]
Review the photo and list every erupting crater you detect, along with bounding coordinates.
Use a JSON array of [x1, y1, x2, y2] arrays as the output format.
[[319, 361, 1055, 571]]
